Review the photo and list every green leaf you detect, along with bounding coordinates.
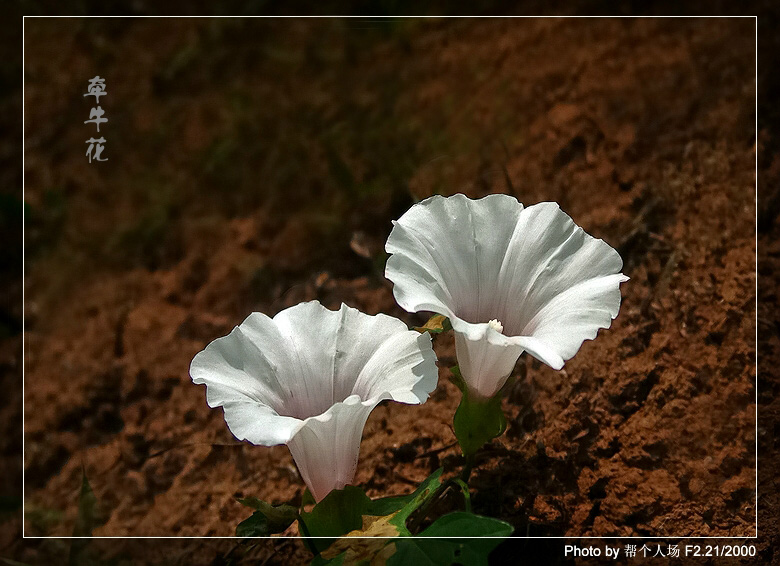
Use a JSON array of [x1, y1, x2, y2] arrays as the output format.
[[237, 496, 264, 509], [299, 486, 373, 554], [413, 314, 451, 334], [387, 512, 513, 566], [420, 511, 513, 538], [298, 468, 443, 558], [235, 498, 298, 537], [362, 493, 414, 517], [453, 390, 506, 458], [387, 468, 444, 536], [236, 512, 269, 538], [300, 469, 445, 556], [363, 468, 442, 520], [302, 487, 316, 507]]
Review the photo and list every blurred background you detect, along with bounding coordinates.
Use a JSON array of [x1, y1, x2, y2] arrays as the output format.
[[2, 12, 773, 565]]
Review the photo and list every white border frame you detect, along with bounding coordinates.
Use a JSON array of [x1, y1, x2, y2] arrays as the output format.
[[21, 14, 759, 542]]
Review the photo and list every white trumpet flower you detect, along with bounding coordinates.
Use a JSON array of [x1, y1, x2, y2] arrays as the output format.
[[386, 194, 628, 400], [190, 301, 438, 502]]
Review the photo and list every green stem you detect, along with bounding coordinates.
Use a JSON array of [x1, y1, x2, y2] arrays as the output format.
[[408, 476, 474, 534], [406, 482, 447, 534], [460, 454, 475, 484], [452, 478, 472, 513]]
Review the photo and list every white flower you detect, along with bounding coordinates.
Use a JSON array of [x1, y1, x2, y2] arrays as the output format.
[[190, 301, 438, 502], [385, 194, 628, 400]]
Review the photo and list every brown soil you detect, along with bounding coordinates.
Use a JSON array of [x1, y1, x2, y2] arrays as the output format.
[[5, 14, 766, 565]]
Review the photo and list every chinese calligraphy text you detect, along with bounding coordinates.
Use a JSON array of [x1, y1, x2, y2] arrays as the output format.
[[84, 76, 107, 162]]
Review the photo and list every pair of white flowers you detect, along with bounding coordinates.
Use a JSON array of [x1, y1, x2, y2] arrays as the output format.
[[190, 194, 628, 502]]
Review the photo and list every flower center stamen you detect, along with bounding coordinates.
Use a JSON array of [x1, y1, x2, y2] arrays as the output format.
[[488, 319, 504, 334]]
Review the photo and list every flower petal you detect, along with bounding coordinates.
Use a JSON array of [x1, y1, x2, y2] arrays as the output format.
[[385, 195, 627, 385], [190, 313, 302, 445], [354, 331, 438, 404], [329, 305, 422, 404], [219, 400, 303, 446], [495, 202, 625, 337], [191, 300, 440, 500], [271, 301, 344, 418], [272, 301, 436, 415], [494, 202, 627, 366], [453, 329, 524, 400], [517, 273, 630, 364], [190, 313, 289, 409], [287, 395, 375, 502], [386, 193, 525, 324]]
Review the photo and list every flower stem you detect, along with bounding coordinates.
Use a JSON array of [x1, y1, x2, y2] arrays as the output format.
[[460, 454, 475, 484], [452, 478, 472, 513]]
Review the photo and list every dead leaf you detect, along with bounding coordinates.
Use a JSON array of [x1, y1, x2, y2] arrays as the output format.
[[320, 513, 401, 565]]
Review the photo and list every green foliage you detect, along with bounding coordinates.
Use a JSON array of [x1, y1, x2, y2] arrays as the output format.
[[299, 486, 372, 553], [235, 470, 512, 566], [235, 498, 298, 537], [453, 385, 507, 459], [306, 469, 513, 565], [388, 512, 512, 566], [450, 478, 472, 513], [418, 510, 513, 538], [302, 487, 316, 507], [385, 468, 443, 536], [301, 469, 443, 556], [315, 510, 513, 566]]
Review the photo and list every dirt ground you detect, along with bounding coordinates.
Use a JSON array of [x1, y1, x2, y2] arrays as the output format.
[[3, 14, 771, 565]]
